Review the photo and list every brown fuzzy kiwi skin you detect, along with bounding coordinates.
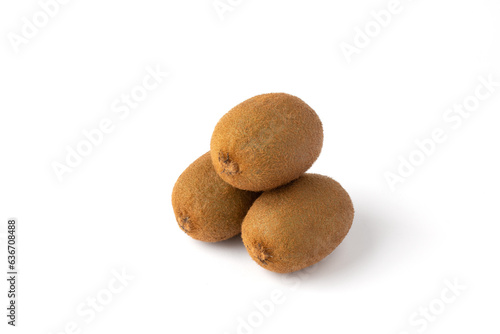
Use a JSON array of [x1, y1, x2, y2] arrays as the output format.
[[210, 93, 323, 192], [172, 152, 260, 242], [241, 174, 354, 273]]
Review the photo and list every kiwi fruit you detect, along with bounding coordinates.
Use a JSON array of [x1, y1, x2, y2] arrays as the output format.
[[172, 152, 260, 242], [241, 174, 354, 273], [210, 93, 323, 192]]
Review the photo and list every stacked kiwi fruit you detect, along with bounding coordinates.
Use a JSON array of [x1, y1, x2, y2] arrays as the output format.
[[172, 93, 354, 273]]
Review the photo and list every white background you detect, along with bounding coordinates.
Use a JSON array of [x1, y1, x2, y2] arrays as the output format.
[[1, 0, 499, 333]]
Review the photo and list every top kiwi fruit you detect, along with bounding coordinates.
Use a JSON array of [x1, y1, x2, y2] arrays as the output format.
[[210, 93, 323, 192]]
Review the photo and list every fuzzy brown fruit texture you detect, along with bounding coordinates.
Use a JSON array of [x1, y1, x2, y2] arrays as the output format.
[[241, 174, 354, 273], [172, 152, 260, 242], [210, 93, 323, 192]]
